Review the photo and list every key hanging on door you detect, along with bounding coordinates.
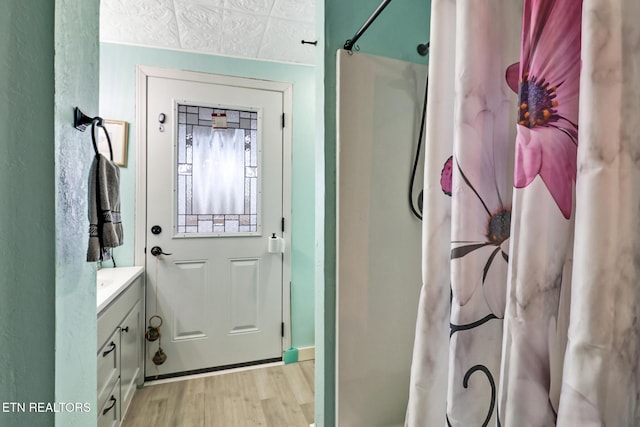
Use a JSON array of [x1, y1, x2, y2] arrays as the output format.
[[147, 256, 167, 366]]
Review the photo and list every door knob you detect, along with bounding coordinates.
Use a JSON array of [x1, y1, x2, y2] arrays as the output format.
[[150, 246, 172, 257]]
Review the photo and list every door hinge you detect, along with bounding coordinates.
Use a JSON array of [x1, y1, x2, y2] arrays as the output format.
[[281, 113, 285, 128], [281, 322, 285, 337], [281, 217, 285, 232]]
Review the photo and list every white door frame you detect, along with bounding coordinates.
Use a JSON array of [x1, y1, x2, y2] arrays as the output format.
[[135, 65, 293, 352]]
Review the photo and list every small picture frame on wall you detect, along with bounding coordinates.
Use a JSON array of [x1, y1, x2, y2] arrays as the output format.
[[97, 120, 129, 167]]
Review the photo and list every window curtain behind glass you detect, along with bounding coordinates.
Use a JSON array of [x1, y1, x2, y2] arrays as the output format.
[[192, 127, 245, 215]]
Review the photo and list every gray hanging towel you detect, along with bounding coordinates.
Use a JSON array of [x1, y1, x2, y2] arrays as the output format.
[[87, 153, 123, 261]]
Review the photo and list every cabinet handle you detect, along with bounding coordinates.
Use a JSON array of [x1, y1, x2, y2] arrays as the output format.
[[102, 395, 117, 416], [121, 326, 129, 333], [102, 341, 116, 357]]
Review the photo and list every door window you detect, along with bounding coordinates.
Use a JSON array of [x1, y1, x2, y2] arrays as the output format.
[[176, 103, 260, 235]]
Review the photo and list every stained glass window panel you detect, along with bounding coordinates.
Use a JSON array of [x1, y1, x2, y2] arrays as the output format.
[[176, 103, 260, 235]]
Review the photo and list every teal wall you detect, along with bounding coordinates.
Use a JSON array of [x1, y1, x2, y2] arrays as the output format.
[[0, 2, 56, 426], [0, 1, 99, 426], [54, 0, 99, 426], [99, 43, 316, 349], [319, 0, 431, 425]]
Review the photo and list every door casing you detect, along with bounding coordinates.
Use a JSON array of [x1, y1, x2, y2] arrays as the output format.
[[135, 65, 293, 355]]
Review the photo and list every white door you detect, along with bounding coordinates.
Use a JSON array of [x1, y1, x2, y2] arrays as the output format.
[[144, 73, 286, 378]]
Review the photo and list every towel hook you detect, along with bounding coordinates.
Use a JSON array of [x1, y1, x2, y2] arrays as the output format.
[[75, 107, 113, 160], [74, 107, 102, 131]]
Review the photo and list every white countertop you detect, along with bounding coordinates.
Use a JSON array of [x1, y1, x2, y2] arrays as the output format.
[[97, 266, 144, 314]]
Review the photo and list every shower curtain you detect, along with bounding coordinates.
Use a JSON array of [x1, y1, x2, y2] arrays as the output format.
[[405, 0, 640, 425]]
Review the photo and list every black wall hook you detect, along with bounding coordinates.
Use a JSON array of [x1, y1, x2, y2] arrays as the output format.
[[74, 107, 103, 131], [301, 40, 318, 46]]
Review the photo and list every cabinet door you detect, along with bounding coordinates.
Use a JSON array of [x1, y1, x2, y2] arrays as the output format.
[[120, 300, 141, 415]]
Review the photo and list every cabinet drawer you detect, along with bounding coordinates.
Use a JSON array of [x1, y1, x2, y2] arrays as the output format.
[[98, 379, 120, 427], [97, 329, 119, 409]]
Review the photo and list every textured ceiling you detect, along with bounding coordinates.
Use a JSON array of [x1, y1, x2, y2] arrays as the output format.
[[100, 0, 317, 65]]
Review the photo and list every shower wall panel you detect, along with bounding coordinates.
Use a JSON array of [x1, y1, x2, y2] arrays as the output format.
[[336, 49, 426, 427]]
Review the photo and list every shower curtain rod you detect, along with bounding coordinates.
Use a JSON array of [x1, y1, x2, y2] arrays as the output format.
[[344, 0, 393, 51]]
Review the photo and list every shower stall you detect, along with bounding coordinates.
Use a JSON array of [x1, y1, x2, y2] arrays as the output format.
[[335, 49, 427, 426]]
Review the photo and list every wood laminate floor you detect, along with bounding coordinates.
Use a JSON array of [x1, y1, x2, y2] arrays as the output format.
[[122, 360, 314, 427]]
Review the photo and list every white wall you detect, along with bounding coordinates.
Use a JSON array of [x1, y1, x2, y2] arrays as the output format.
[[336, 50, 425, 426]]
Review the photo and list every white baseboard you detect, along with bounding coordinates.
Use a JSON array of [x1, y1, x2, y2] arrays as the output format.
[[297, 346, 315, 361]]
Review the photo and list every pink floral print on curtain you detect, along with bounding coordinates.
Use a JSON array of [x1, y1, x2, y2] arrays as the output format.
[[507, 0, 582, 219], [498, 0, 582, 424]]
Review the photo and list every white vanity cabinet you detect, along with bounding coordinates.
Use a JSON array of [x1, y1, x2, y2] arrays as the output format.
[[97, 271, 143, 427]]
